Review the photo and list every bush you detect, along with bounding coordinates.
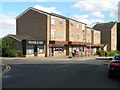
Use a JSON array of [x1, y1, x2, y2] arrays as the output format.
[[114, 50, 120, 54], [2, 38, 18, 57], [107, 51, 118, 56], [97, 50, 105, 57]]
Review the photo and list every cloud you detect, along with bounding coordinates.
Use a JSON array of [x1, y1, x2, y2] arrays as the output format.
[[73, 0, 119, 19], [73, 15, 104, 27], [74, 14, 89, 19], [1, 0, 45, 2], [0, 14, 16, 38], [8, 12, 16, 15], [34, 5, 61, 14], [91, 12, 104, 18]]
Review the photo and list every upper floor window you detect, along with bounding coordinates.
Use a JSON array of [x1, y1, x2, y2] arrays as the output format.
[[71, 22, 74, 26], [82, 34, 86, 40], [82, 24, 85, 30], [76, 34, 80, 39], [51, 29, 56, 38], [51, 16, 55, 25], [60, 32, 63, 38], [71, 33, 74, 37], [60, 20, 63, 25], [76, 24, 79, 29]]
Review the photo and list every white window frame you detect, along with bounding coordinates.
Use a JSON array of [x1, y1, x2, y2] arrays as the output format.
[[76, 24, 79, 29], [82, 24, 85, 31], [76, 34, 80, 39], [51, 29, 56, 38], [51, 16, 55, 25], [60, 20, 63, 25], [60, 32, 63, 38]]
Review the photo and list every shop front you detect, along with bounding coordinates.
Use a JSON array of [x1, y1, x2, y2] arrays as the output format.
[[68, 42, 86, 57], [22, 40, 45, 57], [86, 44, 104, 56], [49, 41, 68, 57]]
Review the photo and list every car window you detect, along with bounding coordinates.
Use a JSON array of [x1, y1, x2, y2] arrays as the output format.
[[115, 56, 120, 60]]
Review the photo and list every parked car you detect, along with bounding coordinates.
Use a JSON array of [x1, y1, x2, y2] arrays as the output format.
[[108, 54, 120, 78]]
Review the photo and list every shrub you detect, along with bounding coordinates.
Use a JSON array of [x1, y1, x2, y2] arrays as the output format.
[[2, 38, 18, 57], [108, 51, 117, 56], [97, 50, 105, 57], [114, 50, 120, 54]]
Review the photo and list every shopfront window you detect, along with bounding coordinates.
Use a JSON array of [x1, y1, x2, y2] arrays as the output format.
[[26, 45, 34, 55], [37, 45, 44, 54], [53, 47, 64, 55]]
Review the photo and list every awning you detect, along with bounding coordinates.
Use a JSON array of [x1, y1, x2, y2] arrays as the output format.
[[87, 44, 104, 48], [49, 41, 68, 45], [68, 41, 87, 46]]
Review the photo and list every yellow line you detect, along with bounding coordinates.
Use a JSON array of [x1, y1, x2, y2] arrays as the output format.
[[2, 65, 8, 74], [5, 65, 11, 73], [2, 64, 11, 74]]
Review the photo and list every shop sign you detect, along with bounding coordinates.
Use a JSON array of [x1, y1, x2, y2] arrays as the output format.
[[27, 40, 44, 45]]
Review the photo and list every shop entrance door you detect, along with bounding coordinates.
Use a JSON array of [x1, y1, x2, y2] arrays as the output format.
[[34, 45, 38, 56]]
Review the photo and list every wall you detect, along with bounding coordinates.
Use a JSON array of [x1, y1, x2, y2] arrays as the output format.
[[92, 30, 101, 45], [111, 23, 117, 51], [50, 16, 66, 41], [68, 19, 86, 42], [16, 9, 47, 41], [86, 27, 92, 44]]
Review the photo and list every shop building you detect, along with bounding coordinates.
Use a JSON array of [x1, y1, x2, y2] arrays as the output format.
[[3, 7, 104, 57], [66, 19, 87, 57], [91, 29, 104, 55], [49, 13, 68, 57], [85, 27, 92, 56], [86, 27, 104, 56]]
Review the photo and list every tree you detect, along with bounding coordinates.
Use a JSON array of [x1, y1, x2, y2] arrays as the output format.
[[2, 38, 18, 57]]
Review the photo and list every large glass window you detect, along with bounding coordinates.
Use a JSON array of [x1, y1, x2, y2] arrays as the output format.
[[26, 45, 34, 55], [38, 45, 44, 54]]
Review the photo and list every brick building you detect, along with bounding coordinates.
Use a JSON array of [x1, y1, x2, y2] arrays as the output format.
[[4, 7, 104, 57]]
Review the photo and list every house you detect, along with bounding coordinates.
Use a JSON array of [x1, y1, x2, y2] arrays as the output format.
[[93, 22, 120, 51]]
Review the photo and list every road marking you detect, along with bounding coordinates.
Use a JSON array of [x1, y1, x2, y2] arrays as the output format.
[[2, 64, 11, 75]]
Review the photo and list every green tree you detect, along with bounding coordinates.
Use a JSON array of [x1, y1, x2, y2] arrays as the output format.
[[2, 38, 18, 57]]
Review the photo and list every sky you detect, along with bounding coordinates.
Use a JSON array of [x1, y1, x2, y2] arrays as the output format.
[[0, 0, 119, 38]]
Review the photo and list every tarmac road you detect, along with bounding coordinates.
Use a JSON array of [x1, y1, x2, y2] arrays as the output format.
[[2, 59, 120, 88]]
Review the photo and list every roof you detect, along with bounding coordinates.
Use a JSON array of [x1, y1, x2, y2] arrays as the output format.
[[92, 22, 117, 31], [16, 7, 86, 25], [3, 34, 37, 41]]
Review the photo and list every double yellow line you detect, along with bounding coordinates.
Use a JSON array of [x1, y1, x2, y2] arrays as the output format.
[[2, 64, 11, 75]]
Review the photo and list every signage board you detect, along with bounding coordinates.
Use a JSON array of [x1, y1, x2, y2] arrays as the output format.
[[26, 40, 44, 45]]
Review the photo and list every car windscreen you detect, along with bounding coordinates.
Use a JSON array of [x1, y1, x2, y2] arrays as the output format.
[[115, 56, 120, 60]]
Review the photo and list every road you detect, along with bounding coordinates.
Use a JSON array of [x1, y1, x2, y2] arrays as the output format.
[[2, 58, 120, 88]]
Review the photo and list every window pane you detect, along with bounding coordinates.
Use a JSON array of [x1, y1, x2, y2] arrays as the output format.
[[26, 49, 34, 55], [51, 29, 55, 38]]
